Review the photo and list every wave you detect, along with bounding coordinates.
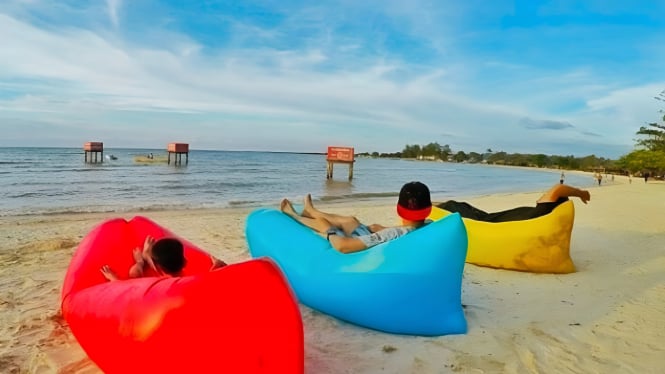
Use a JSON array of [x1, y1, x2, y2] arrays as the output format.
[[0, 202, 224, 217], [0, 161, 38, 165], [319, 191, 398, 202]]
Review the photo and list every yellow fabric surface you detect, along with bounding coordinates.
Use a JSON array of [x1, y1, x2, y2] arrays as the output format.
[[429, 200, 575, 273]]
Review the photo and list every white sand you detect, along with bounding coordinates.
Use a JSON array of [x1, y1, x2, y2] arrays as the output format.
[[1, 179, 663, 373]]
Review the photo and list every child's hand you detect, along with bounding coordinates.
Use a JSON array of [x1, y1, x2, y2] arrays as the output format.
[[100, 265, 119, 281], [143, 236, 156, 254], [142, 236, 157, 271]]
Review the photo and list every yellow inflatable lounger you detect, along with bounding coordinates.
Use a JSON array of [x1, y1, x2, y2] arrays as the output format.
[[429, 200, 575, 273]]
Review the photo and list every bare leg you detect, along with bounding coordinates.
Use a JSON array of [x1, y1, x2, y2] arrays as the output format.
[[301, 194, 362, 235], [537, 184, 591, 204], [281, 198, 335, 234]]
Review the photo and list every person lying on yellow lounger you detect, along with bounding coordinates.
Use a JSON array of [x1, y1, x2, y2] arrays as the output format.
[[437, 184, 590, 222]]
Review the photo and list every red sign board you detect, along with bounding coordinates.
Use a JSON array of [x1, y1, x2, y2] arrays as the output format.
[[326, 146, 354, 162], [84, 142, 103, 151], [168, 143, 189, 153]]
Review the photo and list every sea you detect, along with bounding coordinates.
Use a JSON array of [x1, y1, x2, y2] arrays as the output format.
[[0, 147, 596, 217]]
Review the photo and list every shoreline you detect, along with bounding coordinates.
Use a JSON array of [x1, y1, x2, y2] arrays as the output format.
[[1, 182, 664, 373]]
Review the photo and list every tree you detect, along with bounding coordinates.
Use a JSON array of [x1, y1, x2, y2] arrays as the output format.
[[421, 142, 442, 158], [637, 89, 665, 152], [635, 121, 665, 152], [401, 144, 421, 158], [486, 151, 507, 164], [440, 144, 452, 161], [616, 149, 665, 174], [467, 151, 482, 163], [617, 90, 665, 176], [529, 154, 550, 168], [453, 151, 467, 162]]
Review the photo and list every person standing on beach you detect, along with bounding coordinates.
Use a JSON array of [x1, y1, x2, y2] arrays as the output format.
[[560, 171, 565, 184], [280, 181, 432, 254], [437, 184, 590, 223]]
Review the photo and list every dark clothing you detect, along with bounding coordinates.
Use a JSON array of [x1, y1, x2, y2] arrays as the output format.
[[437, 197, 569, 223]]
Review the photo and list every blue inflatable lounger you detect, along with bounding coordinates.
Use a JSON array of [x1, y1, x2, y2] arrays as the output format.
[[246, 209, 468, 336]]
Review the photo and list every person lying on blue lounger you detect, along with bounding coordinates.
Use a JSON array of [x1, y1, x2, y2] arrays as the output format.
[[280, 181, 432, 254]]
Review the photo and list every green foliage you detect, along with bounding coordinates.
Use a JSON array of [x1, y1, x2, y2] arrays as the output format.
[[530, 154, 549, 168], [362, 144, 617, 172], [401, 144, 422, 158], [401, 142, 452, 160], [615, 89, 665, 175], [453, 151, 467, 162], [635, 122, 665, 152], [467, 152, 482, 163], [616, 150, 665, 173]]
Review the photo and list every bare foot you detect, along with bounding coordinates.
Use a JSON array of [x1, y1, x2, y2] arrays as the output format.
[[280, 198, 298, 217], [100, 265, 119, 281], [302, 194, 315, 218]]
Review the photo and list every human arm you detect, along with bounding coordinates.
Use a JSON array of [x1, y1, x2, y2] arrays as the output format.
[[100, 247, 145, 281], [141, 236, 157, 272], [537, 184, 591, 204], [327, 226, 412, 254], [327, 234, 368, 254], [128, 248, 146, 278], [367, 223, 386, 233]]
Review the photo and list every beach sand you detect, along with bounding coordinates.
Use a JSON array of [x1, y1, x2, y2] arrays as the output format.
[[1, 178, 664, 373]]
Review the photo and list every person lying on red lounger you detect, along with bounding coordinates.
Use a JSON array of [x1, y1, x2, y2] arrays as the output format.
[[100, 236, 227, 281]]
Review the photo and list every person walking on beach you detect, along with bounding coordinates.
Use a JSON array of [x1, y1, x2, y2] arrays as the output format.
[[437, 184, 591, 223], [100, 236, 227, 281], [280, 181, 432, 254], [559, 171, 565, 184]]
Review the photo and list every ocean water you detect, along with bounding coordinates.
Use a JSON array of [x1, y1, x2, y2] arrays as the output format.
[[0, 147, 595, 217]]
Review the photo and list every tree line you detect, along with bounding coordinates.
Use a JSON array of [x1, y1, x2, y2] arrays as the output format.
[[357, 143, 615, 171], [614, 90, 665, 176], [358, 90, 665, 177]]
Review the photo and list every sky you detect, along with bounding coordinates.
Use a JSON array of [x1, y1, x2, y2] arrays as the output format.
[[1, 1, 664, 158]]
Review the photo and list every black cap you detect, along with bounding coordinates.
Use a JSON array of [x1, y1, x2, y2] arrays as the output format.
[[396, 181, 432, 221]]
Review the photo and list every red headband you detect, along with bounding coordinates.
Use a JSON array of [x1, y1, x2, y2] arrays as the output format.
[[397, 204, 432, 221]]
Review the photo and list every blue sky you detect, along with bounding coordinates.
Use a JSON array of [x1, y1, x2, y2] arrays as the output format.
[[1, 1, 664, 158]]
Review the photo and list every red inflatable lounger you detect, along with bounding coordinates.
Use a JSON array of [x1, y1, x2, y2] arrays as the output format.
[[61, 216, 304, 374]]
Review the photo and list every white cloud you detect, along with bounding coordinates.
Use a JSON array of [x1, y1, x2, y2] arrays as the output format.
[[0, 4, 660, 158], [107, 0, 121, 28]]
